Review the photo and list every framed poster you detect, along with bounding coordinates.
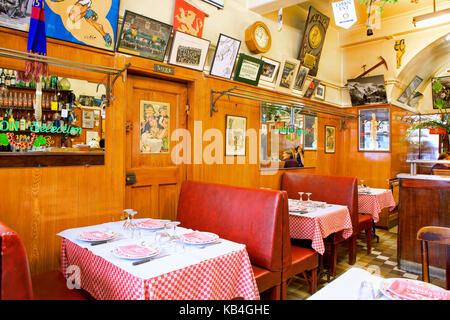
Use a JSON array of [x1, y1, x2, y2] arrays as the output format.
[[358, 107, 390, 152], [432, 76, 450, 109], [233, 53, 264, 86], [315, 83, 325, 100], [140, 100, 170, 153], [325, 125, 336, 153], [304, 79, 319, 98], [44, 0, 120, 51], [82, 110, 94, 129], [225, 115, 247, 156], [347, 75, 387, 106], [209, 34, 241, 80], [297, 6, 330, 77], [0, 1, 31, 31], [260, 57, 280, 84], [277, 59, 298, 91], [304, 115, 318, 150], [407, 92, 423, 108], [397, 75, 423, 104], [173, 0, 206, 37], [292, 65, 309, 92], [168, 30, 210, 71], [116, 11, 172, 62]]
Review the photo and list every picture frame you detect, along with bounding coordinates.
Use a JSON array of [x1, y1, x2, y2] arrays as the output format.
[[209, 34, 241, 80], [82, 110, 95, 129], [358, 107, 391, 152], [347, 75, 387, 106], [225, 115, 247, 156], [325, 125, 336, 154], [397, 75, 423, 104], [116, 10, 173, 62], [260, 56, 281, 84], [315, 83, 326, 100], [432, 76, 450, 109], [168, 30, 211, 71], [140, 100, 170, 154], [233, 53, 264, 86], [304, 115, 318, 150], [276, 59, 299, 91], [292, 65, 310, 92], [304, 79, 319, 98]]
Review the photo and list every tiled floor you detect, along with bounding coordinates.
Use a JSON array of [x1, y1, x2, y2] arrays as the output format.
[[286, 226, 447, 300]]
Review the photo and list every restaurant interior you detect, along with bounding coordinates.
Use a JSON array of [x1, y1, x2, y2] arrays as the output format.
[[0, 0, 449, 304]]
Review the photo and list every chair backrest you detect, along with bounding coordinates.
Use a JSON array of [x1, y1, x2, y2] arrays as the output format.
[[177, 180, 292, 272], [281, 172, 359, 234], [0, 222, 33, 300]]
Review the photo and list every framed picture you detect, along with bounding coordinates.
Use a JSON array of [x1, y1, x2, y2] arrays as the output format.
[[225, 115, 247, 156], [173, 0, 206, 37], [0, 1, 31, 31], [315, 83, 326, 100], [116, 11, 172, 62], [233, 53, 264, 86], [260, 57, 281, 84], [407, 92, 423, 108], [82, 110, 95, 129], [209, 34, 241, 80], [397, 75, 423, 104], [292, 65, 309, 92], [140, 100, 170, 153], [201, 0, 224, 9], [347, 75, 387, 106], [168, 31, 210, 71], [44, 0, 120, 51], [277, 59, 299, 91], [358, 107, 390, 152], [325, 125, 336, 154], [432, 76, 450, 109], [304, 115, 318, 150], [304, 79, 319, 98]]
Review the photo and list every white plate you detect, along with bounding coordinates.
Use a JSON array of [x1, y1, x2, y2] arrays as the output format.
[[136, 219, 166, 230], [380, 278, 448, 300], [182, 232, 219, 245], [77, 230, 118, 242], [112, 244, 161, 260]]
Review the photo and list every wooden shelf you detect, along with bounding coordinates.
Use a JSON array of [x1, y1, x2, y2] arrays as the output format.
[[2, 85, 72, 94], [0, 106, 62, 112]]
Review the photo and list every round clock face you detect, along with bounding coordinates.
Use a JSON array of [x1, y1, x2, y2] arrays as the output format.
[[308, 25, 323, 49], [254, 26, 269, 49]]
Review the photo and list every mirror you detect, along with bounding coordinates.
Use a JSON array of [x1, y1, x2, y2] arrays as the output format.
[[260, 102, 318, 170]]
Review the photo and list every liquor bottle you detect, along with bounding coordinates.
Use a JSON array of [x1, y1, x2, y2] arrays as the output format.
[[8, 110, 15, 127], [0, 110, 4, 122], [10, 70, 16, 87], [18, 92, 23, 108], [5, 70, 11, 86], [0, 68, 5, 85], [26, 112, 31, 130], [28, 93, 32, 108], [13, 92, 17, 108], [42, 114, 46, 125], [8, 92, 13, 107], [19, 114, 26, 131], [0, 92, 3, 107]]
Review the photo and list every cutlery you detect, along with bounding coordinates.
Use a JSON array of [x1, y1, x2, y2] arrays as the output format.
[[198, 240, 222, 249], [132, 253, 170, 266], [90, 238, 121, 246]]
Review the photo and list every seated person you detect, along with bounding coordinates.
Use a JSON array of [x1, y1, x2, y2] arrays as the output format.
[[430, 152, 450, 174], [294, 145, 305, 168], [281, 150, 300, 168]]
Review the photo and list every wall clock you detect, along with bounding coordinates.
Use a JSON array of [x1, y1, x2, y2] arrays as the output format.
[[245, 21, 272, 54]]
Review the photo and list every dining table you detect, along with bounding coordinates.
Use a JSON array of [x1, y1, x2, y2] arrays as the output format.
[[57, 219, 260, 300]]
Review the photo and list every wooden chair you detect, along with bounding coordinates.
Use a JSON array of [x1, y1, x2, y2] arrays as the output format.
[[417, 226, 450, 290]]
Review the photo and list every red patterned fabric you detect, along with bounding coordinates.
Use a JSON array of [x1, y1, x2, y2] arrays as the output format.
[[358, 190, 396, 223], [288, 207, 353, 255], [61, 239, 259, 300]]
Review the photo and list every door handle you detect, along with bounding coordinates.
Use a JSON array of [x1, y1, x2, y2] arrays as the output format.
[[126, 172, 137, 185]]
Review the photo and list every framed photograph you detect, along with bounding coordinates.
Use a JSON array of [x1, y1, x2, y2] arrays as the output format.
[[168, 31, 210, 71], [0, 1, 31, 31], [277, 59, 299, 91], [209, 34, 241, 80], [44, 0, 120, 51], [233, 53, 264, 86], [293, 65, 309, 92], [347, 75, 388, 106], [304, 115, 318, 150], [315, 83, 325, 100], [407, 92, 423, 108], [260, 57, 281, 84], [397, 75, 423, 104], [225, 115, 247, 156], [116, 11, 172, 61], [432, 76, 450, 109], [140, 100, 170, 153], [304, 79, 319, 98], [358, 107, 390, 152], [325, 125, 336, 154], [82, 110, 95, 129]]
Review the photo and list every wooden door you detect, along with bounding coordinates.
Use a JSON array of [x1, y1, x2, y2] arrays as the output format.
[[125, 75, 188, 221]]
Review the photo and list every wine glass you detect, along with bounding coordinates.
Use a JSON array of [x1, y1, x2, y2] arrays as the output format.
[[306, 193, 312, 203], [360, 179, 366, 188], [298, 192, 304, 203], [357, 280, 375, 300]]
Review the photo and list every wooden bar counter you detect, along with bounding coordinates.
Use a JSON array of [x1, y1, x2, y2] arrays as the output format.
[[397, 173, 450, 279]]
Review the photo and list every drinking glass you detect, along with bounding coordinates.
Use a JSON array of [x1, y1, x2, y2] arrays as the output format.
[[360, 180, 366, 188], [298, 192, 304, 203], [306, 193, 312, 202], [357, 280, 375, 300]]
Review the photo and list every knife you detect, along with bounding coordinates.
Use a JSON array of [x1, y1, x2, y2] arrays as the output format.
[[132, 253, 170, 266]]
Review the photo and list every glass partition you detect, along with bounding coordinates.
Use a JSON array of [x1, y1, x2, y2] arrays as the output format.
[[260, 102, 317, 170]]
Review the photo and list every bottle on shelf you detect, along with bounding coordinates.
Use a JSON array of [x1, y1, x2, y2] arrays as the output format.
[[0, 110, 4, 122], [13, 92, 17, 108], [26, 112, 31, 130], [28, 93, 32, 108], [11, 70, 16, 87], [0, 68, 5, 85], [8, 110, 15, 127], [19, 114, 26, 131], [8, 92, 13, 107], [18, 92, 23, 108], [0, 92, 4, 107], [5, 70, 11, 86]]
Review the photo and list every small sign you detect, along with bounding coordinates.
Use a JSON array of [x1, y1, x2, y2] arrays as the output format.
[[154, 64, 174, 75], [429, 128, 446, 134], [332, 0, 357, 29]]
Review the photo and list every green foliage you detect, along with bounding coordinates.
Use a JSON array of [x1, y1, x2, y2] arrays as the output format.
[[360, 0, 399, 13], [0, 133, 8, 146], [33, 136, 47, 147]]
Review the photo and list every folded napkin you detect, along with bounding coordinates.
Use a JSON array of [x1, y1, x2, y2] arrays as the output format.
[[114, 244, 158, 258], [79, 231, 114, 241], [182, 231, 218, 244], [387, 279, 450, 300], [138, 219, 165, 229]]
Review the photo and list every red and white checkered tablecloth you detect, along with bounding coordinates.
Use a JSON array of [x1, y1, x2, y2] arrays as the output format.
[[289, 205, 353, 255], [358, 189, 396, 223], [61, 239, 259, 300]]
